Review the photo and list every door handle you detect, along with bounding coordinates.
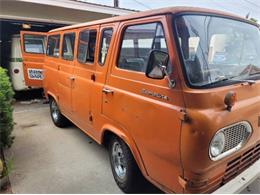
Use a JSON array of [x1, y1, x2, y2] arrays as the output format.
[[102, 88, 114, 94], [68, 76, 75, 81]]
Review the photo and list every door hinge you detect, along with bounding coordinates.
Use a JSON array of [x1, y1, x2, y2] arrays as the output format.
[[179, 109, 189, 122], [91, 74, 96, 81]]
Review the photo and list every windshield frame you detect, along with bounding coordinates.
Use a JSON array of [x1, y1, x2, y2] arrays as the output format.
[[172, 12, 260, 89]]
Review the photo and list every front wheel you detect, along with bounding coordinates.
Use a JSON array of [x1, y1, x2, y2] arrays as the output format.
[[49, 97, 70, 127], [109, 136, 145, 193]]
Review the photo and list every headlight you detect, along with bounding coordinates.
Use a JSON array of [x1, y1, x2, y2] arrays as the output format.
[[210, 131, 225, 158]]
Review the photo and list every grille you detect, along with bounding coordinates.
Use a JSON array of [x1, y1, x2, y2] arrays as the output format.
[[223, 122, 252, 152], [223, 143, 260, 183], [186, 143, 260, 193]]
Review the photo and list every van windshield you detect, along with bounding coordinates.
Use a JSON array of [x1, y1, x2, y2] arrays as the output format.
[[174, 15, 260, 87]]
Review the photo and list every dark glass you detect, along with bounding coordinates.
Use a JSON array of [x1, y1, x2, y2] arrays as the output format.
[[62, 33, 75, 61], [118, 23, 168, 72], [99, 28, 113, 65], [47, 35, 60, 57]]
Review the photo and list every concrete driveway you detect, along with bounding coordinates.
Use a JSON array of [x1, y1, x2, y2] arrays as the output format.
[[5, 101, 122, 193], [4, 101, 260, 193]]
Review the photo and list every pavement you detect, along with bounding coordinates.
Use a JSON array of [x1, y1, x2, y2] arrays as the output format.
[[4, 101, 260, 194], [5, 101, 122, 193]]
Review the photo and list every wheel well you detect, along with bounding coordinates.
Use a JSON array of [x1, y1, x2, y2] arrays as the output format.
[[102, 130, 116, 149], [47, 94, 56, 102], [102, 129, 148, 182], [48, 94, 52, 100]]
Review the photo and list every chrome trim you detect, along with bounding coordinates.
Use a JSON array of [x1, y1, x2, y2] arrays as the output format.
[[209, 121, 252, 161]]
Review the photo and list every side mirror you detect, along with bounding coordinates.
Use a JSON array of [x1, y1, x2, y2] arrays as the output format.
[[145, 50, 169, 79], [145, 50, 175, 88]]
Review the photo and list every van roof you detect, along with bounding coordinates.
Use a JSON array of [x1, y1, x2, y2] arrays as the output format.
[[50, 6, 256, 33]]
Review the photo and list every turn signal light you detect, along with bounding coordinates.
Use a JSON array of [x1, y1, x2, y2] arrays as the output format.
[[224, 91, 237, 111]]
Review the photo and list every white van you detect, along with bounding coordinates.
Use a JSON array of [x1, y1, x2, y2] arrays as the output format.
[[9, 34, 28, 91]]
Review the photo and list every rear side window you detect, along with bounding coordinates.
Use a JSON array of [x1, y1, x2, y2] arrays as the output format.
[[99, 28, 113, 65], [47, 35, 60, 57], [24, 34, 46, 54], [118, 22, 168, 72], [77, 30, 97, 64], [62, 33, 75, 61]]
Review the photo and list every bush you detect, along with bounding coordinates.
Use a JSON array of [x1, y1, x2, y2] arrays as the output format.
[[0, 67, 14, 149]]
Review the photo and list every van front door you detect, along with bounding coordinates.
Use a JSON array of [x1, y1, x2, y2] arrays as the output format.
[[20, 31, 47, 88], [102, 17, 184, 192]]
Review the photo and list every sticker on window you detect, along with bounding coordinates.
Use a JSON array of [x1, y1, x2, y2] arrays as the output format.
[[27, 68, 43, 80]]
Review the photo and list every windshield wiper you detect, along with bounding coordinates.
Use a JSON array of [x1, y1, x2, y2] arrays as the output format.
[[202, 75, 256, 87], [200, 77, 229, 87], [249, 70, 260, 76], [229, 77, 256, 85], [200, 64, 260, 87], [237, 64, 260, 78]]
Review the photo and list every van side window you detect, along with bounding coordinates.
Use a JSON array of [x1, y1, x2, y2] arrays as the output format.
[[118, 22, 168, 72], [24, 34, 46, 54], [47, 35, 60, 57], [77, 30, 97, 64], [62, 33, 75, 61], [99, 28, 113, 65]]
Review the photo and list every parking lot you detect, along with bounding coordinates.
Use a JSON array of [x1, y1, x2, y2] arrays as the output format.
[[4, 100, 260, 193]]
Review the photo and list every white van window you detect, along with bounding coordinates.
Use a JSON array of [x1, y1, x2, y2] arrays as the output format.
[[62, 33, 75, 61], [118, 22, 168, 72], [24, 34, 46, 54], [47, 35, 60, 58]]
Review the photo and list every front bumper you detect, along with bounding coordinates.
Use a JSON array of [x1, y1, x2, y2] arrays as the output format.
[[213, 158, 260, 194]]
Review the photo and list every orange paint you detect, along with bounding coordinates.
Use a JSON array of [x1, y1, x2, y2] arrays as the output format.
[[20, 7, 260, 193]]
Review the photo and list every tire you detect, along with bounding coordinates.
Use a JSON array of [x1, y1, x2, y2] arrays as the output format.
[[109, 136, 145, 193], [49, 97, 70, 127]]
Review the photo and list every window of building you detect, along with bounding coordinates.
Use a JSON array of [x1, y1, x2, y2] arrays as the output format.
[[47, 35, 60, 57], [24, 34, 46, 54], [77, 30, 97, 63], [62, 33, 75, 61], [118, 22, 168, 72], [99, 28, 113, 65]]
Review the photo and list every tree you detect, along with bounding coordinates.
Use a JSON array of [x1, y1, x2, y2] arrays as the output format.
[[0, 67, 14, 149]]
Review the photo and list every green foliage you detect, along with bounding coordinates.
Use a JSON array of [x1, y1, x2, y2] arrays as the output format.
[[2, 158, 13, 177], [0, 67, 14, 149], [0, 159, 3, 176]]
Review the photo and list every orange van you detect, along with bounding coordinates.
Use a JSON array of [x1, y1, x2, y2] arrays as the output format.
[[20, 7, 260, 193]]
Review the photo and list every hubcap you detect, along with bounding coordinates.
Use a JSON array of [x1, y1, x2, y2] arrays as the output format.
[[112, 141, 127, 179], [51, 100, 59, 122]]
